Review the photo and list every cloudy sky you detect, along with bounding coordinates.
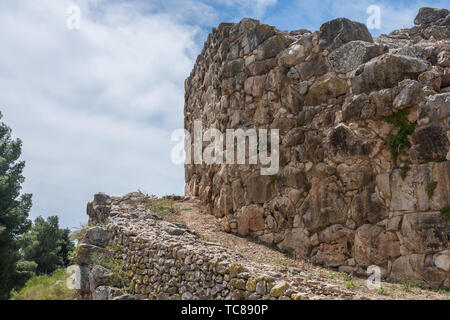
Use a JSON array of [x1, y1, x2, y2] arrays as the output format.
[[0, 0, 448, 229]]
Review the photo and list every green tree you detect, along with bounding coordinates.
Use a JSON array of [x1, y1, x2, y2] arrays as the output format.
[[11, 260, 38, 289], [21, 216, 75, 275], [0, 112, 32, 299], [58, 227, 75, 267]]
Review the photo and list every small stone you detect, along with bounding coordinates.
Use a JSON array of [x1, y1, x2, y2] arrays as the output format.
[[291, 292, 309, 300], [269, 281, 289, 298], [181, 292, 193, 300], [255, 281, 266, 295]]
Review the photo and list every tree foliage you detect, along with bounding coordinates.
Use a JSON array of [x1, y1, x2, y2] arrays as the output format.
[[21, 216, 75, 275], [0, 112, 32, 299]]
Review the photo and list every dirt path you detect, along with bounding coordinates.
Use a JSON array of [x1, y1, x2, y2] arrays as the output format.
[[166, 198, 450, 300]]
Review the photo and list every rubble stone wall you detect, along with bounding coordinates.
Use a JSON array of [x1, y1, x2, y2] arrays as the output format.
[[75, 193, 356, 300], [184, 7, 450, 288]]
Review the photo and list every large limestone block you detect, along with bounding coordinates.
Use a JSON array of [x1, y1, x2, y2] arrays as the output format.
[[294, 53, 328, 81], [89, 265, 113, 292], [312, 241, 349, 267], [300, 179, 347, 232], [390, 168, 417, 212], [328, 40, 386, 73], [304, 75, 347, 105], [354, 224, 400, 267], [414, 7, 450, 26], [391, 254, 449, 288], [349, 183, 387, 225], [414, 162, 450, 211], [336, 162, 372, 191], [318, 224, 354, 243], [350, 54, 429, 94], [318, 18, 373, 51], [240, 20, 276, 55], [75, 243, 108, 266], [401, 212, 449, 254], [237, 204, 265, 236], [278, 33, 313, 67], [255, 35, 291, 61], [279, 166, 310, 192], [422, 93, 450, 122], [327, 124, 373, 160], [245, 173, 274, 204], [392, 79, 424, 110], [435, 254, 450, 272], [410, 125, 449, 163], [278, 228, 312, 258], [83, 226, 110, 247], [92, 286, 126, 300]]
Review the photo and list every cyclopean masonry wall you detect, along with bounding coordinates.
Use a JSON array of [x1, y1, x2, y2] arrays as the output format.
[[75, 193, 359, 300], [184, 7, 450, 289]]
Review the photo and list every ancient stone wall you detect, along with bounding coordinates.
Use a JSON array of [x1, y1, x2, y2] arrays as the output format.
[[75, 193, 357, 300], [184, 7, 450, 288]]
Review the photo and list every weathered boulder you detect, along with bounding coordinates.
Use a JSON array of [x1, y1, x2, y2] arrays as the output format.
[[350, 54, 429, 94], [294, 53, 328, 81], [304, 75, 347, 105], [279, 166, 309, 191], [312, 241, 349, 267], [437, 50, 450, 67], [393, 79, 424, 110], [278, 33, 313, 67], [75, 243, 108, 266], [327, 124, 371, 159], [92, 286, 127, 300], [401, 212, 449, 254], [421, 93, 450, 123], [245, 173, 273, 204], [354, 224, 400, 267], [82, 226, 110, 247], [240, 20, 276, 55], [300, 179, 347, 232], [89, 265, 113, 292], [237, 204, 265, 236], [435, 254, 450, 272], [414, 7, 450, 26], [87, 193, 112, 225], [328, 41, 387, 74], [278, 228, 312, 257], [255, 35, 291, 61], [410, 125, 449, 163], [318, 18, 373, 51]]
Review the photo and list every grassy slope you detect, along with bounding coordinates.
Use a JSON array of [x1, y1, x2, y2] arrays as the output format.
[[10, 268, 77, 300]]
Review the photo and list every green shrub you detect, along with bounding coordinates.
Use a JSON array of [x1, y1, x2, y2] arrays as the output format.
[[140, 196, 179, 216], [345, 280, 359, 290], [401, 279, 412, 292], [383, 108, 416, 162], [426, 181, 438, 199], [377, 286, 388, 295]]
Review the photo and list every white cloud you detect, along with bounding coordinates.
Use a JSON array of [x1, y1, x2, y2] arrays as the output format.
[[0, 0, 201, 228]]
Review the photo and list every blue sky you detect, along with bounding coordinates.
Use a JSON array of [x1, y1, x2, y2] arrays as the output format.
[[0, 0, 448, 229]]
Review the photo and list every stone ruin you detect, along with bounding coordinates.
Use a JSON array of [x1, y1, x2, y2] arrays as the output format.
[[184, 7, 450, 288]]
